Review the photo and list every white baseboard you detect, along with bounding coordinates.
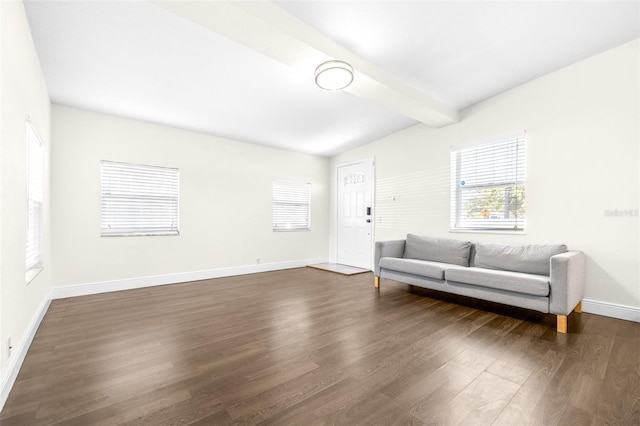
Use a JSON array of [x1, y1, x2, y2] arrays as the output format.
[[52, 257, 328, 299], [582, 298, 640, 323], [0, 292, 51, 411]]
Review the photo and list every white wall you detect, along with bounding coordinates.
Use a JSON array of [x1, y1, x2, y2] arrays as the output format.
[[0, 0, 52, 379], [51, 105, 330, 288], [331, 39, 640, 314]]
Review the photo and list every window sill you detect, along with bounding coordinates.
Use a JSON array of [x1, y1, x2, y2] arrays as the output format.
[[26, 266, 43, 284], [449, 229, 526, 236], [101, 232, 180, 237]]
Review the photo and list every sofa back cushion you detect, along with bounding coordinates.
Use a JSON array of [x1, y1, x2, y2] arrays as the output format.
[[403, 234, 472, 267], [474, 243, 568, 276]]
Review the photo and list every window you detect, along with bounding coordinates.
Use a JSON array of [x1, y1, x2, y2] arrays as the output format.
[[272, 180, 311, 231], [26, 122, 44, 273], [101, 160, 179, 236], [450, 132, 526, 232]]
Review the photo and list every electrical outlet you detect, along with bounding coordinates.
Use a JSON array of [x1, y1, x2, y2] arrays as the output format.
[[256, 257, 261, 264], [7, 337, 12, 358]]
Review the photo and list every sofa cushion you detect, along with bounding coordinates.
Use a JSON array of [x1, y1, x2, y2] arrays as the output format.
[[446, 267, 550, 297], [379, 257, 450, 281], [474, 243, 567, 276], [403, 234, 472, 267]]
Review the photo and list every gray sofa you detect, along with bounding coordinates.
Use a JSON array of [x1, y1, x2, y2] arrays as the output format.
[[375, 234, 585, 333]]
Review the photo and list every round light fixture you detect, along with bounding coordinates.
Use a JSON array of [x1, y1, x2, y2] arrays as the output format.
[[314, 60, 354, 90]]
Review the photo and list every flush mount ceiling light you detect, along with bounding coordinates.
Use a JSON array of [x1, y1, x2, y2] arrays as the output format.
[[314, 60, 354, 90]]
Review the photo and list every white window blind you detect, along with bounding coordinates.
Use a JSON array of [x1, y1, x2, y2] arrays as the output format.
[[26, 123, 44, 271], [451, 132, 526, 232], [273, 180, 311, 231], [101, 160, 179, 236]]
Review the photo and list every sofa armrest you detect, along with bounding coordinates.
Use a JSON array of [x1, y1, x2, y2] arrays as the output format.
[[549, 251, 586, 315], [375, 240, 406, 276]]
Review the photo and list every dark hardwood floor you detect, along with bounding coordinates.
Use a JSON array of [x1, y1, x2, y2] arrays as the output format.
[[1, 268, 638, 425]]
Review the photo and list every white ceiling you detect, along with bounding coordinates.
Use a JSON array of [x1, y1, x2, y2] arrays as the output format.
[[24, 1, 640, 157]]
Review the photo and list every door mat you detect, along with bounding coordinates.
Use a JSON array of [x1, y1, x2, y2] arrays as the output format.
[[307, 263, 370, 276]]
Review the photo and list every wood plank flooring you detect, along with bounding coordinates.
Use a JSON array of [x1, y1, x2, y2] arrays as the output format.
[[1, 268, 638, 425]]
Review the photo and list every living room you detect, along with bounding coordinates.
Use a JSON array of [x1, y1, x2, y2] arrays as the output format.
[[1, 1, 639, 424]]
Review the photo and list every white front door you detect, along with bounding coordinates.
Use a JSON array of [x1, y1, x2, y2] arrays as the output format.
[[337, 159, 374, 270]]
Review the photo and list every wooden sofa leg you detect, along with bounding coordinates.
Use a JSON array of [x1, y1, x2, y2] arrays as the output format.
[[557, 315, 568, 333], [557, 301, 582, 333], [374, 276, 380, 288]]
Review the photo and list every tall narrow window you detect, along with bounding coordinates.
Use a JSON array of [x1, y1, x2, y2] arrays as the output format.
[[273, 180, 311, 231], [450, 132, 526, 232], [26, 123, 44, 272], [101, 160, 179, 236]]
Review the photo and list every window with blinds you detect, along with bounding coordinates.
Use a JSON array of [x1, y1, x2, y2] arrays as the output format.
[[26, 123, 44, 272], [450, 132, 526, 232], [272, 180, 311, 231], [101, 160, 179, 236]]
